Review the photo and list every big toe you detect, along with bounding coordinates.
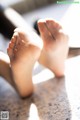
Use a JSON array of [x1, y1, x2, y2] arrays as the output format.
[[46, 19, 62, 30], [38, 19, 53, 41], [7, 46, 13, 58], [14, 28, 28, 43], [7, 33, 18, 59], [38, 19, 49, 35]]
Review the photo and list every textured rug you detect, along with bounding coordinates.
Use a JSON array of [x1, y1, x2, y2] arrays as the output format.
[[0, 46, 80, 120]]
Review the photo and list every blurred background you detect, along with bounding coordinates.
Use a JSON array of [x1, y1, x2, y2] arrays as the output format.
[[0, 0, 80, 52]]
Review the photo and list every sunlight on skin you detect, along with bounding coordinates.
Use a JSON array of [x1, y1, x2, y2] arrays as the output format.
[[65, 56, 80, 120], [60, 4, 80, 48], [28, 103, 40, 120], [32, 4, 80, 83]]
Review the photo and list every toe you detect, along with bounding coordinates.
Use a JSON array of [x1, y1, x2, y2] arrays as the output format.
[[7, 32, 19, 59], [10, 33, 19, 51], [38, 19, 52, 39], [38, 19, 56, 42], [46, 19, 62, 30], [9, 42, 14, 49], [14, 28, 27, 42], [13, 32, 19, 45], [11, 36, 16, 43], [45, 19, 63, 40], [7, 47, 13, 59], [14, 27, 43, 50], [38, 19, 48, 34]]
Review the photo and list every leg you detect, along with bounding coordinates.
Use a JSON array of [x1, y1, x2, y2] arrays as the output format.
[[0, 51, 17, 87], [7, 28, 43, 97], [38, 19, 69, 77]]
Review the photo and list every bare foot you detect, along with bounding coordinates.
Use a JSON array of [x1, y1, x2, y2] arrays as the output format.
[[38, 19, 69, 77], [7, 28, 43, 97]]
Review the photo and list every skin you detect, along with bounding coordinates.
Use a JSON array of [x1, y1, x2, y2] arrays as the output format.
[[0, 51, 14, 86], [0, 18, 69, 97], [7, 29, 43, 97], [38, 19, 69, 77]]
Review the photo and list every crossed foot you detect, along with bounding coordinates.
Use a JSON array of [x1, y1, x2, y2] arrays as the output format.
[[38, 19, 69, 77], [7, 19, 69, 97]]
